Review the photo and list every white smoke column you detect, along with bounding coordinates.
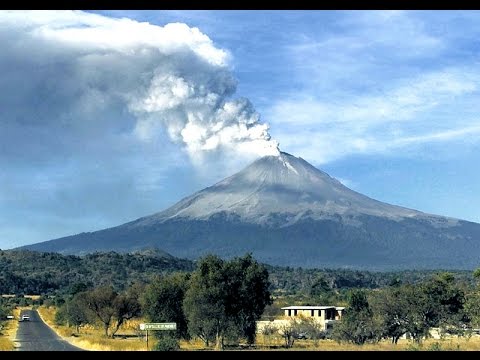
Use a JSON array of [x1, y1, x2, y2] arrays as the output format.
[[130, 71, 280, 160], [0, 11, 279, 162], [126, 41, 281, 160]]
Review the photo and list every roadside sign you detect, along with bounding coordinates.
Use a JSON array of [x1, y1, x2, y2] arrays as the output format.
[[139, 323, 177, 350], [140, 322, 176, 331]]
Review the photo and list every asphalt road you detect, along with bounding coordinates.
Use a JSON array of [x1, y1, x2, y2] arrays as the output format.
[[14, 309, 84, 351]]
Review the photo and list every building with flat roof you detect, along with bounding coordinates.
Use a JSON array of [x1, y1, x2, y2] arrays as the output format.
[[281, 305, 344, 330], [257, 305, 345, 334]]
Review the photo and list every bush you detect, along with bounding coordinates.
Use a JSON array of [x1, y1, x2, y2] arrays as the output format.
[[405, 342, 422, 351], [261, 323, 278, 336], [296, 317, 327, 343], [154, 336, 179, 351], [428, 342, 442, 351], [54, 306, 67, 326]]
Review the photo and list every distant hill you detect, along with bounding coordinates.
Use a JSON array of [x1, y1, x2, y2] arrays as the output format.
[[21, 152, 480, 270], [0, 249, 194, 294], [2, 249, 472, 296]]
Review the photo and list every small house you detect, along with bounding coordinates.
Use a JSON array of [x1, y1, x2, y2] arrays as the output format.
[[281, 305, 345, 330]]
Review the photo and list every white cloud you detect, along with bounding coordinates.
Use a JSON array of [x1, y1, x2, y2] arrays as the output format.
[[1, 11, 228, 66], [391, 124, 480, 147], [350, 10, 443, 54], [285, 11, 446, 95], [263, 10, 480, 165], [269, 68, 478, 126], [0, 10, 278, 165], [267, 68, 480, 164]]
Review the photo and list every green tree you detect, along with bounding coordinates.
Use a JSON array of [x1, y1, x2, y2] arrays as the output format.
[[183, 255, 228, 349], [223, 253, 272, 344], [309, 276, 334, 304], [464, 268, 480, 329], [68, 282, 90, 296], [0, 301, 8, 328], [400, 284, 431, 342], [420, 273, 466, 334], [465, 289, 480, 328], [473, 268, 480, 280], [183, 254, 271, 350], [111, 284, 142, 337], [376, 274, 466, 343], [83, 286, 118, 337], [310, 276, 330, 296], [333, 290, 381, 345], [142, 273, 189, 339], [55, 294, 89, 333], [372, 285, 410, 344]]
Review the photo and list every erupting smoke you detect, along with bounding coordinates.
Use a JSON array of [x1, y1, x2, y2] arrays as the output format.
[[0, 11, 280, 163], [129, 63, 280, 160]]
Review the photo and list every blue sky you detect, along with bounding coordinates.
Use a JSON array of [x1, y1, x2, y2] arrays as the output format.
[[1, 10, 480, 249]]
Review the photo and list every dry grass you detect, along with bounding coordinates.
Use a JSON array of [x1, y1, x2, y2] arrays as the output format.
[[33, 307, 480, 351], [175, 335, 480, 351], [0, 338, 12, 351], [255, 333, 480, 351], [38, 306, 153, 351], [0, 308, 21, 351], [179, 338, 212, 350]]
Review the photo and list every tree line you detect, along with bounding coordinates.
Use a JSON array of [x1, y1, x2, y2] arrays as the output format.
[[54, 253, 271, 350], [333, 270, 480, 345], [1, 248, 474, 297], [0, 249, 193, 295], [17, 250, 480, 350], [257, 270, 480, 349]]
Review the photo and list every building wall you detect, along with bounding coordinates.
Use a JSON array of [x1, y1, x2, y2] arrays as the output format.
[[278, 307, 344, 332], [264, 315, 328, 331], [284, 309, 325, 319], [256, 319, 291, 334]]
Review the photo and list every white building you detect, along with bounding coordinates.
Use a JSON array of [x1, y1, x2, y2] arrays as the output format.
[[281, 305, 344, 330], [257, 305, 345, 334]]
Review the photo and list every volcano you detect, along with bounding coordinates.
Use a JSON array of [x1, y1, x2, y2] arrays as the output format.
[[21, 152, 480, 270]]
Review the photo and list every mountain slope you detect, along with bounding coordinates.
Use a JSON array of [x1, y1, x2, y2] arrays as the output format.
[[21, 152, 480, 270], [143, 152, 427, 225]]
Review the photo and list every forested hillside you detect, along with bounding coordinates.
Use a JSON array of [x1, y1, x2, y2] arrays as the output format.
[[0, 248, 194, 294], [265, 265, 474, 295], [0, 248, 475, 296]]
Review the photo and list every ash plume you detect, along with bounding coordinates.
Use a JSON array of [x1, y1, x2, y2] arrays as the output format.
[[0, 10, 280, 165]]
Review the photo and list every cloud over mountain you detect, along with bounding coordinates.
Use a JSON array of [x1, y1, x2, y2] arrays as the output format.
[[0, 10, 278, 163]]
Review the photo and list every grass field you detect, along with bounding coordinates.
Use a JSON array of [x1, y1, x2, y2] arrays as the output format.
[[254, 333, 480, 351], [176, 333, 480, 351], [0, 308, 21, 351], [38, 306, 153, 351], [35, 307, 480, 351]]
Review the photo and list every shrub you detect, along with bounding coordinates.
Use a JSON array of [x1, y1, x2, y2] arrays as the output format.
[[154, 336, 179, 351]]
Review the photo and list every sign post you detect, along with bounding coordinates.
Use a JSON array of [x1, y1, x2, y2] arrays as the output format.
[[139, 323, 177, 350]]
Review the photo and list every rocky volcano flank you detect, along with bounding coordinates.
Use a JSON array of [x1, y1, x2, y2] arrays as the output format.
[[22, 152, 480, 270]]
